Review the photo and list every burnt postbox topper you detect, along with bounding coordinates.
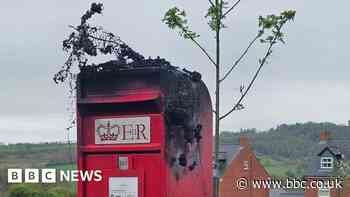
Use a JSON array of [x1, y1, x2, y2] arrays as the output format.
[[77, 58, 213, 197]]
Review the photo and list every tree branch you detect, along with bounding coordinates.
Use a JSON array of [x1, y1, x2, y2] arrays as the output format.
[[180, 26, 217, 68], [219, 34, 276, 120], [209, 0, 215, 7], [190, 37, 217, 68], [69, 25, 122, 45], [221, 0, 242, 19], [219, 10, 296, 120], [220, 32, 261, 82]]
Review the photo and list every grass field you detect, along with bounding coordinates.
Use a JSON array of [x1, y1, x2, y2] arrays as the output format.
[[258, 155, 304, 178], [46, 163, 77, 171], [0, 143, 76, 196]]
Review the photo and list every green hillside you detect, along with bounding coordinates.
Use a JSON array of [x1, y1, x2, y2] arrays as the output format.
[[221, 122, 350, 159]]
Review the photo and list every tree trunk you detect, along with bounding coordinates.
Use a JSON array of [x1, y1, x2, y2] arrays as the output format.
[[214, 1, 222, 197]]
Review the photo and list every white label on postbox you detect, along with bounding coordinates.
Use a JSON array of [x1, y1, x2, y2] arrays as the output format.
[[95, 117, 151, 144], [109, 177, 138, 197]]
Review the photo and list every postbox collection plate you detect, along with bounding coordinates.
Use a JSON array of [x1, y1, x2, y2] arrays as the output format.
[[109, 177, 138, 197], [95, 117, 151, 144]]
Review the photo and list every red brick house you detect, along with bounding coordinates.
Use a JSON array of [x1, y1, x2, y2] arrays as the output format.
[[217, 136, 270, 197], [304, 131, 350, 197]]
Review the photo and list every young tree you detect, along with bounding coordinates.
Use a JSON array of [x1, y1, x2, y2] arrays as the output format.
[[162, 1, 295, 196]]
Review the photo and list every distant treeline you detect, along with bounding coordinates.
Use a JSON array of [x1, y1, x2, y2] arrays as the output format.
[[220, 122, 350, 162]]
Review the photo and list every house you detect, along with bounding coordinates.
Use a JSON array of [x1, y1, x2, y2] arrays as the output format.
[[304, 131, 350, 197], [280, 192, 305, 197], [269, 189, 304, 197], [217, 136, 270, 197]]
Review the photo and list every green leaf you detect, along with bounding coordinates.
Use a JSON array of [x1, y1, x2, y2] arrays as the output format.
[[163, 7, 200, 40]]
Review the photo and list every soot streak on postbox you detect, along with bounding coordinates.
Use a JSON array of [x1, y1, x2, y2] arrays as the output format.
[[162, 68, 204, 180]]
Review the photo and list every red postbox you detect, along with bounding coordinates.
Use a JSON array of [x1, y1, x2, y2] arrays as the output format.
[[76, 61, 212, 197]]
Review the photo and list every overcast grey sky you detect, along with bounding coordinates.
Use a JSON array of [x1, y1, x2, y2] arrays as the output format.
[[1, 0, 349, 143]]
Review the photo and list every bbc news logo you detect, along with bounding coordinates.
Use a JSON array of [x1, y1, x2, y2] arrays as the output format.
[[8, 169, 102, 183]]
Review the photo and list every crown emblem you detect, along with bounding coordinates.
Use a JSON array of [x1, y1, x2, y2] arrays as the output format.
[[96, 121, 119, 141]]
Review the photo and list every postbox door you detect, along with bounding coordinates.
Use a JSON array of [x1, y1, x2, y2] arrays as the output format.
[[83, 153, 165, 197]]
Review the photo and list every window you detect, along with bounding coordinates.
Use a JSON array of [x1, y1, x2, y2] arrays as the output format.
[[320, 157, 333, 169], [243, 160, 249, 171], [318, 188, 330, 197]]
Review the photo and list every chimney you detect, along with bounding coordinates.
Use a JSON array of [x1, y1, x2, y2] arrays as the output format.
[[239, 136, 250, 147], [319, 131, 331, 144]]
